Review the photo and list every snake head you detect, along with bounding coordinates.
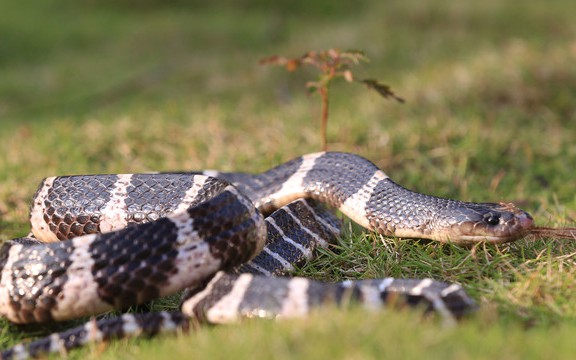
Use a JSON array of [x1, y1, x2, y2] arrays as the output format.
[[444, 202, 534, 245]]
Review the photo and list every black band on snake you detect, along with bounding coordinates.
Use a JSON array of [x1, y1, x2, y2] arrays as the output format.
[[0, 152, 534, 359]]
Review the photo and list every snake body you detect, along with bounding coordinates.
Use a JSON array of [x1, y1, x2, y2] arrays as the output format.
[[0, 152, 534, 358]]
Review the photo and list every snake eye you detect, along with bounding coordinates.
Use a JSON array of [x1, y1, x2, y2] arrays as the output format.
[[483, 213, 500, 226]]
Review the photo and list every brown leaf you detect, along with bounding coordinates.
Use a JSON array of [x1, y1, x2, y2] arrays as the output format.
[[285, 59, 300, 72], [259, 55, 283, 65], [327, 48, 340, 59], [340, 50, 368, 64], [360, 79, 405, 103], [343, 70, 354, 82]]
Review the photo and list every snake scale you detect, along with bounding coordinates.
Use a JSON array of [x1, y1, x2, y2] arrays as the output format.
[[0, 152, 534, 358]]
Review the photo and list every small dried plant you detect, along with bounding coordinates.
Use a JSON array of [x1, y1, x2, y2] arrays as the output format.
[[261, 49, 404, 150]]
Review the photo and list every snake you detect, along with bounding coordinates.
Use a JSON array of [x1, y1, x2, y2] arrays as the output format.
[[0, 151, 534, 358]]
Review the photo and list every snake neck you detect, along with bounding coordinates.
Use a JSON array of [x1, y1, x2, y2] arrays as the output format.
[[225, 152, 533, 244]]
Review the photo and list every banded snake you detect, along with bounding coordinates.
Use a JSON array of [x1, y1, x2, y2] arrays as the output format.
[[0, 152, 534, 358]]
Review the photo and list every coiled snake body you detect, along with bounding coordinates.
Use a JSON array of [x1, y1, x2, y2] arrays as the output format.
[[0, 152, 534, 358]]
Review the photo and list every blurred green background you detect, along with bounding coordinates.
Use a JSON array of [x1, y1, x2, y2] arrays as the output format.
[[2, 0, 574, 123]]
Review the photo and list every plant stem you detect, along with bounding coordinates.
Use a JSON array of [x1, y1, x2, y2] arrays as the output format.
[[319, 85, 329, 151]]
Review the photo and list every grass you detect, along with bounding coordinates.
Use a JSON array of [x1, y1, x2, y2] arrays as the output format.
[[1, 0, 575, 358]]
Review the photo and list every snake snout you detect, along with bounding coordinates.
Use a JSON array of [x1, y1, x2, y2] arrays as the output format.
[[491, 203, 534, 231], [448, 203, 534, 244]]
